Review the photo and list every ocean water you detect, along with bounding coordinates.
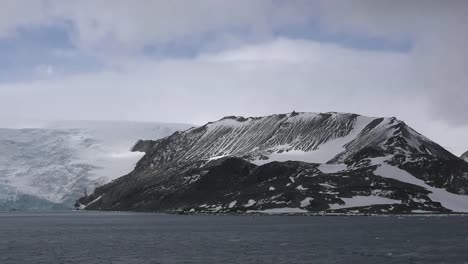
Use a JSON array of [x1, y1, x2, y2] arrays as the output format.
[[0, 211, 467, 264]]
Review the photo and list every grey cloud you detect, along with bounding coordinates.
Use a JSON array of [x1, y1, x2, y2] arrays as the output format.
[[0, 0, 49, 37], [0, 1, 468, 154], [316, 0, 468, 126]]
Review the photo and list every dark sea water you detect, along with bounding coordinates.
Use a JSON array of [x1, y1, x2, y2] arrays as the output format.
[[0, 211, 467, 264]]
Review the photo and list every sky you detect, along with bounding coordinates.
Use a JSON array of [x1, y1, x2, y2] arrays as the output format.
[[0, 0, 467, 155]]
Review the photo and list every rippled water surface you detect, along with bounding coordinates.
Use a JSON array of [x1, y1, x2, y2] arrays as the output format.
[[0, 211, 467, 263]]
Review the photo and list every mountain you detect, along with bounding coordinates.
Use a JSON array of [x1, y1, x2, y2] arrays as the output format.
[[77, 112, 468, 214], [0, 120, 191, 211], [461, 151, 468, 162]]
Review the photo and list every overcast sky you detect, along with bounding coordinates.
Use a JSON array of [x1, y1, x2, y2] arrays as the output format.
[[0, 0, 467, 155]]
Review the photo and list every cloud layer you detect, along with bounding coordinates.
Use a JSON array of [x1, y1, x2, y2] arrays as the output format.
[[1, 1, 467, 154]]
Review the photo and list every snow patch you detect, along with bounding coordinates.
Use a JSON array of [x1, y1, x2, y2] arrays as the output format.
[[84, 195, 103, 208], [300, 197, 313, 207], [247, 207, 308, 214], [206, 154, 230, 161], [411, 210, 433, 213], [210, 206, 223, 212], [329, 195, 401, 210], [318, 163, 347, 173], [319, 183, 336, 189], [243, 199, 256, 207], [296, 185, 308, 191]]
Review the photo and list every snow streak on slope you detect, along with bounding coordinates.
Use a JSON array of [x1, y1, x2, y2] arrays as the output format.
[[372, 157, 468, 213], [252, 115, 373, 165], [0, 121, 190, 210]]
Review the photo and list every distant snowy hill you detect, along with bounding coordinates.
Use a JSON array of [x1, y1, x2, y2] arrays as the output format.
[[461, 151, 468, 162], [0, 121, 191, 210], [79, 112, 468, 214]]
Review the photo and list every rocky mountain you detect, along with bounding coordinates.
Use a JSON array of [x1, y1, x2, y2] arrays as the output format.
[[77, 112, 468, 214], [0, 121, 191, 211], [461, 151, 468, 162]]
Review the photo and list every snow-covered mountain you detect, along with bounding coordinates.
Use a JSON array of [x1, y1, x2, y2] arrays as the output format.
[[131, 112, 454, 165], [461, 151, 468, 162], [0, 121, 191, 210], [78, 112, 468, 214]]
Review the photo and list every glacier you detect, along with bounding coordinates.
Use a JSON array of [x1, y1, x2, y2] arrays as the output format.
[[0, 120, 191, 210]]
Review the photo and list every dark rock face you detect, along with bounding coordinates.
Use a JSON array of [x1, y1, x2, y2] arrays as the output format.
[[77, 112, 468, 214], [395, 154, 468, 194], [79, 157, 449, 214], [131, 139, 156, 153], [461, 151, 468, 162]]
